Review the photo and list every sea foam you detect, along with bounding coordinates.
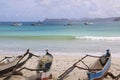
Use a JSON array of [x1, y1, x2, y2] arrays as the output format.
[[75, 36, 120, 41]]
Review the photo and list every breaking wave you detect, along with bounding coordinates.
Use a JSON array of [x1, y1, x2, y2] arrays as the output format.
[[75, 36, 120, 41], [1, 35, 120, 41]]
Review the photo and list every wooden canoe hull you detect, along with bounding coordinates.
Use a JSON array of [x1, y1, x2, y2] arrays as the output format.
[[0, 60, 26, 76], [87, 55, 111, 80], [93, 66, 110, 80], [0, 52, 32, 77]]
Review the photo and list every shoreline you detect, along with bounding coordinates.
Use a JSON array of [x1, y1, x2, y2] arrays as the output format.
[[0, 51, 120, 58], [0, 54, 120, 80]]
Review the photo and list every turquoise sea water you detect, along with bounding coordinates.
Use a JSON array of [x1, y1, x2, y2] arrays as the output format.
[[0, 22, 120, 57], [0, 22, 120, 37]]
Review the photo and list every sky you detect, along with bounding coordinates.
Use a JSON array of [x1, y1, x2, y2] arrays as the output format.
[[0, 0, 120, 21]]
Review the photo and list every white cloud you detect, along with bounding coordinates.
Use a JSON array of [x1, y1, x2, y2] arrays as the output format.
[[0, 0, 120, 21]]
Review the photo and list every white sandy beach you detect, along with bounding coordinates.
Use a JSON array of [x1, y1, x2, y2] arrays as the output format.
[[0, 54, 120, 80]]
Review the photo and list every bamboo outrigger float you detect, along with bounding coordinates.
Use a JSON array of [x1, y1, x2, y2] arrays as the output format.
[[57, 49, 114, 80]]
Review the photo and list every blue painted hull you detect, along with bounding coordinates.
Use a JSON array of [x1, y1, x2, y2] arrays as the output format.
[[87, 56, 111, 80]]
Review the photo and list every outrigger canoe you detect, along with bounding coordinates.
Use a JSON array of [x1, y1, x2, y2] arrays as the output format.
[[58, 49, 111, 80], [0, 50, 33, 77]]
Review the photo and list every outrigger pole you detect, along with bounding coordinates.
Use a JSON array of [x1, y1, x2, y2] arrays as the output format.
[[0, 57, 13, 63], [57, 54, 102, 80], [3, 49, 39, 80]]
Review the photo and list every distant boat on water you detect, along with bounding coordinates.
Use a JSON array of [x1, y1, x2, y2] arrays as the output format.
[[84, 22, 93, 25], [66, 23, 72, 25], [11, 22, 23, 26], [64, 23, 72, 26], [31, 21, 42, 26]]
